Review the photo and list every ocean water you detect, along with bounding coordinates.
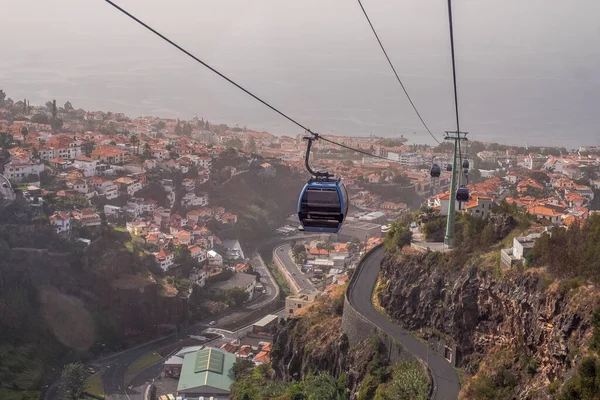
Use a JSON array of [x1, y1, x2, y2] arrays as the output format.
[[1, 0, 599, 148]]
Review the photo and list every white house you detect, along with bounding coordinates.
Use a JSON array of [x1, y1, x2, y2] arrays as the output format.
[[207, 250, 223, 267], [73, 156, 98, 177], [189, 267, 208, 287], [500, 233, 542, 268], [182, 192, 209, 208], [3, 161, 44, 182], [49, 212, 71, 234], [71, 179, 89, 194], [104, 205, 122, 217], [464, 195, 495, 219], [155, 248, 174, 271]]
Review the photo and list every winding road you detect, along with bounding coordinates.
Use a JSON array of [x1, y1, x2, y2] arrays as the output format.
[[348, 246, 461, 400], [275, 243, 316, 292]]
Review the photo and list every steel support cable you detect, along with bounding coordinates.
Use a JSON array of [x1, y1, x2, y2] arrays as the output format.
[[357, 0, 441, 144], [104, 0, 402, 164]]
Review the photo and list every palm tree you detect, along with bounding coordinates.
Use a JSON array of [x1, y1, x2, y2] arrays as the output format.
[[130, 135, 140, 155]]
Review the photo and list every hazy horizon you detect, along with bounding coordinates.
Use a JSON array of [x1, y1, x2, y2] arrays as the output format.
[[2, 0, 600, 147]]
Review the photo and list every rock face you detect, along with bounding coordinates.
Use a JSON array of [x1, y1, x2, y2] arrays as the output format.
[[379, 249, 596, 395], [271, 304, 387, 399]]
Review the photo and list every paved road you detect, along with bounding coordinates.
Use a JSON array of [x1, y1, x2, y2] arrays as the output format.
[[349, 247, 460, 400], [275, 243, 316, 292], [247, 251, 279, 309]]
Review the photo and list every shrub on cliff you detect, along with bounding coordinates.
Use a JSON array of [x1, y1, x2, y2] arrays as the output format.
[[529, 214, 600, 280], [384, 221, 412, 250]]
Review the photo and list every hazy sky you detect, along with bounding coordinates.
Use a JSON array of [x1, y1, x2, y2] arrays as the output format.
[[1, 0, 600, 147]]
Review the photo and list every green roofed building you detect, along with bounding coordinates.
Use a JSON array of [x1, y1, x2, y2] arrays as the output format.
[[176, 347, 236, 400]]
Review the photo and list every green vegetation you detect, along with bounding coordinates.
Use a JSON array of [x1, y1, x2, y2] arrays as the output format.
[[557, 277, 585, 296], [384, 220, 412, 250], [355, 337, 429, 400], [422, 217, 446, 242], [292, 244, 307, 264], [125, 351, 162, 377], [373, 362, 429, 400], [84, 373, 104, 398], [231, 363, 347, 400], [59, 362, 87, 400], [470, 367, 517, 400], [266, 261, 291, 296], [528, 214, 600, 281], [0, 389, 39, 400], [227, 287, 250, 307], [560, 356, 600, 400]]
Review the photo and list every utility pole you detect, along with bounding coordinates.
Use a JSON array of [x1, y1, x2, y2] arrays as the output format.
[[444, 131, 468, 248]]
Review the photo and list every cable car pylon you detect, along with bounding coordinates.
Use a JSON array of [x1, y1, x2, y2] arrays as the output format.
[[444, 130, 468, 248]]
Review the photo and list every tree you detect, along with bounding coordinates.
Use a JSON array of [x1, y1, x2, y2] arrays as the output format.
[[0, 89, 5, 107], [83, 139, 95, 157], [385, 220, 413, 249], [0, 133, 13, 149], [174, 244, 191, 264], [227, 287, 249, 307], [182, 122, 193, 137], [130, 135, 140, 155], [248, 137, 257, 153], [64, 100, 74, 111], [231, 359, 254, 378], [59, 362, 86, 400], [142, 142, 152, 159], [20, 126, 28, 141], [393, 173, 409, 186], [50, 99, 63, 130], [292, 244, 306, 255], [51, 99, 57, 120], [31, 114, 50, 124], [316, 241, 333, 251]]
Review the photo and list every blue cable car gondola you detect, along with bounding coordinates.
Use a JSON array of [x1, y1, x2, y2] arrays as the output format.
[[430, 164, 441, 178], [298, 178, 348, 233], [456, 185, 470, 202], [446, 163, 452, 172], [297, 137, 348, 233], [462, 159, 470, 170]]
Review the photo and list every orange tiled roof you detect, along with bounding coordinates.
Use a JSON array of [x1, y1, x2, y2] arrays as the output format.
[[526, 205, 563, 217]]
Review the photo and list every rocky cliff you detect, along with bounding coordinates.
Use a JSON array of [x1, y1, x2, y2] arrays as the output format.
[[378, 247, 598, 398], [271, 287, 398, 399]]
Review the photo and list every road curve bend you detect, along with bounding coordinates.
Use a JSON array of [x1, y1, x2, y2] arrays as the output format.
[[348, 246, 460, 400]]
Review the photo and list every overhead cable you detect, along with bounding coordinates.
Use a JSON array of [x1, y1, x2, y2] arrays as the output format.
[[104, 0, 403, 163], [356, 0, 441, 145]]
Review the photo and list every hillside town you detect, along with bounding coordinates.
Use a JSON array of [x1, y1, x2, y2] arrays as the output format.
[[1, 93, 599, 298], [1, 91, 600, 399]]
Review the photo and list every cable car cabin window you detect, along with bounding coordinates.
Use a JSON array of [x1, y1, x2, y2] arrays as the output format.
[[303, 188, 340, 212]]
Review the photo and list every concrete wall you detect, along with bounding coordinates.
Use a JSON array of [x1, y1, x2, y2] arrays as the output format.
[[342, 244, 437, 398]]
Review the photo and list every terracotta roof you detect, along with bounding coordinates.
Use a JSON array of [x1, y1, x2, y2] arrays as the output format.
[[526, 205, 563, 217]]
